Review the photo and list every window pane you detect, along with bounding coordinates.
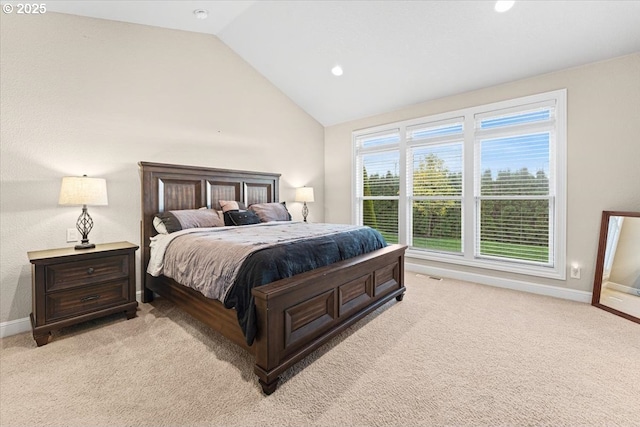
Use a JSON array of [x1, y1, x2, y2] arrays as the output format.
[[364, 200, 398, 243], [357, 130, 400, 148], [412, 200, 461, 253], [408, 121, 463, 140], [478, 199, 550, 263], [480, 108, 552, 129], [480, 133, 549, 196], [354, 90, 565, 279], [412, 143, 462, 196], [362, 151, 400, 197]]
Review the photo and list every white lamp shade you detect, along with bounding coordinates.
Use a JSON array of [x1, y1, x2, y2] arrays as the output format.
[[58, 176, 108, 206], [295, 187, 314, 203]]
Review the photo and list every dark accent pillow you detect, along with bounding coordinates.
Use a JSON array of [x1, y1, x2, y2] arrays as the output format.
[[248, 202, 291, 222], [154, 209, 224, 233], [223, 211, 233, 226], [226, 210, 261, 226], [220, 200, 249, 225]]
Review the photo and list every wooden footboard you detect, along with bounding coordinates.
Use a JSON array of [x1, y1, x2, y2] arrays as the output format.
[[146, 244, 406, 394], [251, 244, 405, 393]]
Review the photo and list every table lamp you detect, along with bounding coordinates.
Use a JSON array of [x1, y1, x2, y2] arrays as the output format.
[[295, 186, 314, 223], [58, 175, 108, 249]]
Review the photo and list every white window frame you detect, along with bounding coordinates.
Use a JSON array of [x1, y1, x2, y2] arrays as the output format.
[[353, 129, 402, 243], [353, 89, 567, 280]]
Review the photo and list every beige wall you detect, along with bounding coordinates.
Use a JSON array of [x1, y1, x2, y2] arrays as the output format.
[[0, 13, 324, 324], [325, 53, 640, 293]]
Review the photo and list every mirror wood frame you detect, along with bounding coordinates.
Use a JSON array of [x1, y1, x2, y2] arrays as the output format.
[[591, 210, 640, 324]]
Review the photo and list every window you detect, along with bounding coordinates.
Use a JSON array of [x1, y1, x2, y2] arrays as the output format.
[[407, 119, 464, 254], [355, 130, 400, 243], [353, 90, 567, 279]]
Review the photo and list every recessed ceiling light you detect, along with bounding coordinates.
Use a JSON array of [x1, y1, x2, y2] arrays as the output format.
[[494, 1, 515, 13], [331, 65, 343, 76], [194, 9, 208, 20]]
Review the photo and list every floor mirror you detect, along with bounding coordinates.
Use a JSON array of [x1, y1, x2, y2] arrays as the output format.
[[591, 211, 640, 324]]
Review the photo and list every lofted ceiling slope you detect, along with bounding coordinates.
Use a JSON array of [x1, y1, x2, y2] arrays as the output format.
[[45, 1, 640, 126]]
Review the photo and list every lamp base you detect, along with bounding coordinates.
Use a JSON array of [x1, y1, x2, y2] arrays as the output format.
[[74, 242, 95, 250], [75, 206, 95, 250]]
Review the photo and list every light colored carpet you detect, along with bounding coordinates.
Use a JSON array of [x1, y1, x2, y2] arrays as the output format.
[[1, 272, 639, 427]]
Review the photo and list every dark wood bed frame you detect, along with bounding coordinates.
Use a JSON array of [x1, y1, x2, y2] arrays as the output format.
[[139, 161, 407, 394]]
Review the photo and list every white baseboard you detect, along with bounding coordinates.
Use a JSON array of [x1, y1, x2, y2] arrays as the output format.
[[1, 271, 591, 339], [406, 262, 592, 303], [1, 291, 145, 339], [0, 316, 31, 339]]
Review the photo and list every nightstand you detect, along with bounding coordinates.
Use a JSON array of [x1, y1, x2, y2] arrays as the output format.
[[27, 241, 138, 346]]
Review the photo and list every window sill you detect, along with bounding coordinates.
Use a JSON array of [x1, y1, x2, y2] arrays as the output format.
[[406, 247, 566, 280]]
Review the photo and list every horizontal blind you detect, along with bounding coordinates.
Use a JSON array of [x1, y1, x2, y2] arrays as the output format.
[[475, 101, 556, 128], [407, 117, 464, 141], [479, 133, 550, 196], [363, 199, 399, 243], [356, 129, 400, 149], [475, 105, 554, 265], [408, 119, 463, 253], [361, 151, 400, 196], [411, 143, 463, 196], [356, 128, 400, 243], [477, 199, 550, 262]]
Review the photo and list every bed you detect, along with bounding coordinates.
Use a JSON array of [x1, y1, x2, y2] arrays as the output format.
[[139, 161, 407, 394]]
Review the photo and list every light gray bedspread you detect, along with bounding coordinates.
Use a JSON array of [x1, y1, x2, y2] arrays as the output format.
[[147, 222, 366, 301]]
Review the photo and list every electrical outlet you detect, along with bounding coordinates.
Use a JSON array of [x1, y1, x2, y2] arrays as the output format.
[[570, 265, 581, 279], [66, 228, 78, 242]]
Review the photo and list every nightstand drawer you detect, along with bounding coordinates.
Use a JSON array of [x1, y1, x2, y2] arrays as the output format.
[[29, 241, 138, 346], [45, 280, 129, 321], [45, 255, 129, 292]]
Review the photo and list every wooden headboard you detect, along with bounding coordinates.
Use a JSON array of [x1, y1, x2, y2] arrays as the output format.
[[139, 161, 280, 296]]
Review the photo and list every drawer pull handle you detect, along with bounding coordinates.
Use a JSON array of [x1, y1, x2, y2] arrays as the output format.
[[87, 268, 95, 274], [80, 295, 100, 302]]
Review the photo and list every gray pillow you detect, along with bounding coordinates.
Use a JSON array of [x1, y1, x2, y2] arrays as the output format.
[[248, 202, 291, 222], [153, 209, 224, 233]]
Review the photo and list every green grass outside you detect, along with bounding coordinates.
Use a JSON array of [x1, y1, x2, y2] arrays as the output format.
[[413, 236, 462, 252], [480, 240, 548, 262], [380, 231, 399, 244]]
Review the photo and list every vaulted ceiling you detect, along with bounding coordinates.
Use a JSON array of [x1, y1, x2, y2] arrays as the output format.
[[46, 1, 640, 126]]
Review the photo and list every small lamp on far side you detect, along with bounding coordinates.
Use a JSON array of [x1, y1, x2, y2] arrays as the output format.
[[295, 186, 314, 223], [59, 175, 108, 249]]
